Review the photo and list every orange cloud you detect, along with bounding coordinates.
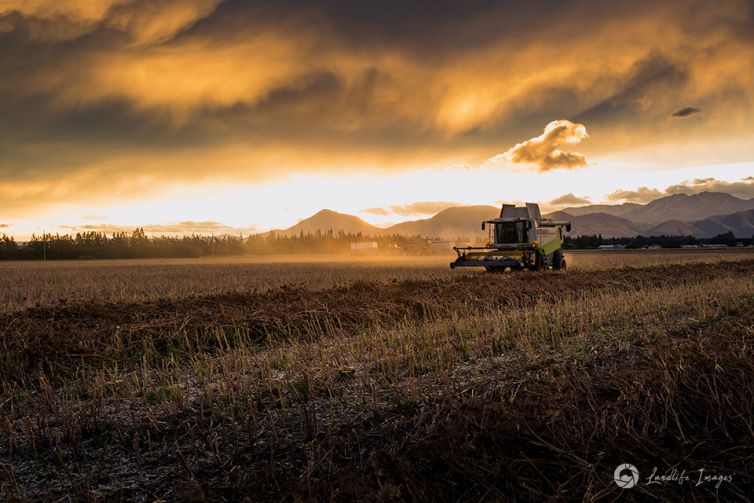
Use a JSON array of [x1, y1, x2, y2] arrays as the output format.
[[361, 207, 390, 216], [607, 186, 665, 203], [548, 193, 591, 207], [666, 177, 754, 199], [106, 0, 222, 45], [0, 0, 221, 43], [0, 0, 125, 22], [2, 0, 754, 217], [491, 120, 589, 171], [607, 177, 754, 203], [61, 221, 257, 235], [363, 201, 461, 216]]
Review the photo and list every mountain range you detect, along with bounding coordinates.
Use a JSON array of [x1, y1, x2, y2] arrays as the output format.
[[558, 191, 754, 225], [274, 192, 754, 239]]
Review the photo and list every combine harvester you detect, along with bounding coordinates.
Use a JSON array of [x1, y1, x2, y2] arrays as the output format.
[[450, 203, 571, 272]]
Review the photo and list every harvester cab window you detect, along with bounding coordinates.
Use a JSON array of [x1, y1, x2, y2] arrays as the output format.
[[495, 221, 528, 244]]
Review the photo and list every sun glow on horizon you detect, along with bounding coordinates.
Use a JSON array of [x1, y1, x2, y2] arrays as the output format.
[[4, 160, 753, 240]]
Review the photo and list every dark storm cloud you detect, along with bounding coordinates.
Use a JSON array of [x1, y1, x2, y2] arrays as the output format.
[[672, 106, 701, 117], [199, 0, 566, 57], [2, 0, 754, 213], [575, 56, 689, 124]]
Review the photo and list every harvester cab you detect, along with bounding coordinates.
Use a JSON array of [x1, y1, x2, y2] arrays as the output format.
[[450, 203, 571, 272]]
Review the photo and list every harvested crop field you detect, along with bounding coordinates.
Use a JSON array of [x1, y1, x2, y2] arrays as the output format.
[[1, 249, 752, 313], [2, 252, 754, 501]]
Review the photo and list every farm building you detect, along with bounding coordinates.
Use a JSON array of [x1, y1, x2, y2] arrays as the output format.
[[350, 241, 378, 251]]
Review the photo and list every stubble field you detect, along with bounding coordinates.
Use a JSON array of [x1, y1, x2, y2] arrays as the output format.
[[1, 249, 753, 501], [1, 249, 752, 313]]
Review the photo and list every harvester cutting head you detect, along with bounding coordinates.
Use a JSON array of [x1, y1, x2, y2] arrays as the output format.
[[450, 202, 571, 272]]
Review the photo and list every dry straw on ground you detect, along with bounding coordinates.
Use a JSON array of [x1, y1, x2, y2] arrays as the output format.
[[1, 253, 753, 501]]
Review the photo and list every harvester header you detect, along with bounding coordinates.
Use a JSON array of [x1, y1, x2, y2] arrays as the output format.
[[450, 202, 571, 272]]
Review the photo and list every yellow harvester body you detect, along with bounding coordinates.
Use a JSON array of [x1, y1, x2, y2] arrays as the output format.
[[450, 203, 571, 272]]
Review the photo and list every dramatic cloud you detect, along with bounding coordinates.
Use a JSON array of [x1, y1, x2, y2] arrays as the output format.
[[0, 0, 222, 43], [548, 193, 592, 206], [491, 120, 589, 171], [363, 201, 461, 216], [672, 106, 701, 118], [2, 0, 754, 218], [607, 186, 666, 203], [0, 224, 10, 228]]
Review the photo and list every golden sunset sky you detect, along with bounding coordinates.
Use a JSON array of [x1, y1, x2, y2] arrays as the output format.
[[1, 0, 753, 237]]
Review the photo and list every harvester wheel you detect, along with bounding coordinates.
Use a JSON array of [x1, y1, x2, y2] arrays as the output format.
[[552, 249, 566, 271]]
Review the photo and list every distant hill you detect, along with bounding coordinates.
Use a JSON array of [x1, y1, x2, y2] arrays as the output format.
[[278, 205, 499, 240], [385, 205, 499, 239], [562, 192, 754, 225], [558, 202, 641, 218], [623, 192, 754, 225], [645, 209, 754, 238], [278, 192, 754, 240], [645, 220, 700, 236], [566, 208, 754, 238], [282, 209, 380, 236], [547, 211, 645, 238], [547, 192, 754, 237], [690, 209, 754, 238]]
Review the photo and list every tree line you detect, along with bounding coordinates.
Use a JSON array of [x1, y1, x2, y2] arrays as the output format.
[[565, 231, 752, 249], [0, 229, 750, 260], [0, 229, 439, 260]]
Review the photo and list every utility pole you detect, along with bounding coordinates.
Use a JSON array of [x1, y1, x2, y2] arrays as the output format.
[[42, 229, 46, 261]]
